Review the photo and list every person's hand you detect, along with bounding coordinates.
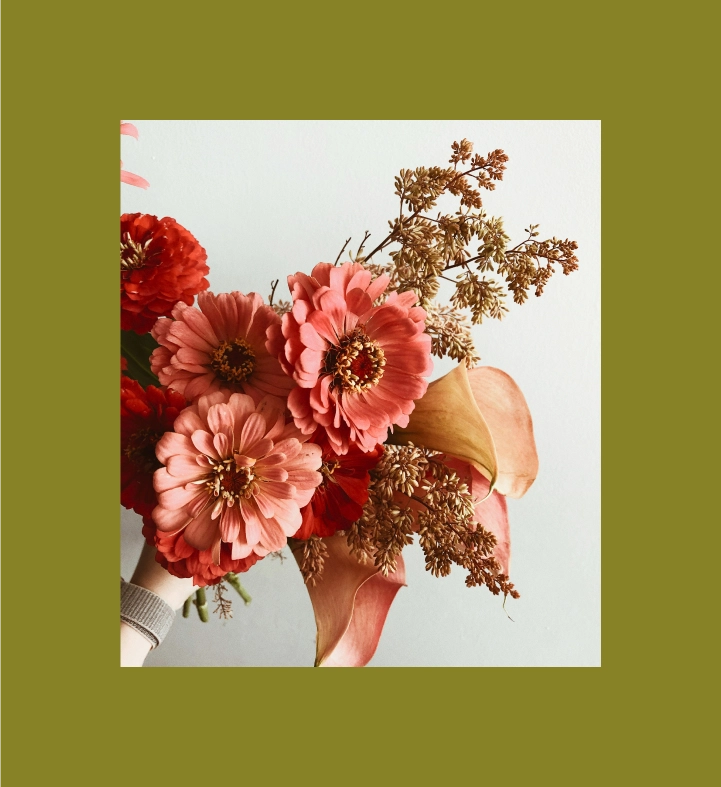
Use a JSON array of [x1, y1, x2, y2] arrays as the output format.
[[128, 542, 197, 610], [121, 543, 198, 667]]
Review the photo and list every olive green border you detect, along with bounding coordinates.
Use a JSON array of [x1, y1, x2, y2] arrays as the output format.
[[3, 2, 710, 784]]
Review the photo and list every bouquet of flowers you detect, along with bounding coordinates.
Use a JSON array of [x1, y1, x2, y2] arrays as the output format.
[[121, 123, 579, 666]]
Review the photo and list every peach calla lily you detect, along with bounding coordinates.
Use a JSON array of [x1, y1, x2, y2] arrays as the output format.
[[294, 536, 406, 667], [466, 366, 538, 499], [297, 363, 536, 667], [387, 363, 498, 491], [389, 364, 538, 499]]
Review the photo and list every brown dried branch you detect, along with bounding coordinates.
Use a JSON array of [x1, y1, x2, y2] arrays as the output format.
[[212, 582, 233, 620], [353, 445, 520, 599], [334, 237, 352, 266], [345, 141, 578, 363], [424, 303, 481, 367]]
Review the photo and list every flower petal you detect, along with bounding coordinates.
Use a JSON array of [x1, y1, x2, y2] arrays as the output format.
[[120, 122, 139, 138], [466, 367, 538, 498], [299, 322, 329, 352], [120, 170, 149, 189], [156, 432, 195, 464], [184, 506, 218, 550], [220, 501, 242, 543], [295, 536, 406, 667], [166, 454, 206, 480], [389, 363, 498, 491], [239, 498, 261, 545], [471, 469, 511, 574], [238, 412, 267, 454], [191, 429, 221, 460], [152, 504, 191, 533], [206, 403, 234, 446]]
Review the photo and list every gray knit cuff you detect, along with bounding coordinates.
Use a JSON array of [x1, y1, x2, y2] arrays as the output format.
[[120, 578, 175, 649]]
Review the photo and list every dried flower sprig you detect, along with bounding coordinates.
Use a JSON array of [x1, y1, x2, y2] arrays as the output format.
[[346, 444, 429, 572], [182, 572, 253, 622], [423, 302, 481, 368], [268, 278, 292, 317], [416, 460, 519, 599], [344, 444, 517, 598], [213, 581, 234, 620], [417, 510, 518, 598], [334, 140, 578, 361], [295, 535, 329, 586]]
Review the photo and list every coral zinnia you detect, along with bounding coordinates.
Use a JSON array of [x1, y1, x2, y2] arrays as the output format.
[[121, 213, 210, 335], [121, 378, 188, 518], [152, 391, 323, 560], [142, 517, 261, 587], [268, 262, 433, 454], [150, 291, 294, 403], [294, 434, 382, 539]]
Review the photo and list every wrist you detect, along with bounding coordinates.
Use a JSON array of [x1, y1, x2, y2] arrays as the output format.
[[120, 621, 152, 667], [130, 542, 197, 610]]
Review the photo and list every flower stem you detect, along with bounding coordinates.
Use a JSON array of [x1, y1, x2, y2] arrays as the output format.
[[182, 595, 193, 618], [194, 588, 209, 622], [225, 573, 252, 605]]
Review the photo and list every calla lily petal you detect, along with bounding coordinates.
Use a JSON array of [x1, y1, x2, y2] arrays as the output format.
[[389, 363, 498, 490], [295, 536, 406, 667], [466, 367, 538, 498], [445, 458, 511, 574]]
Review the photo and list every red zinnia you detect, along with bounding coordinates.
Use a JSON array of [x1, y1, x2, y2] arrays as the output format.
[[294, 434, 382, 539], [121, 213, 210, 335], [121, 377, 187, 518], [142, 517, 261, 587]]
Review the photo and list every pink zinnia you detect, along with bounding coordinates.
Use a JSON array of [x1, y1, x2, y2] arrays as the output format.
[[152, 391, 323, 561], [268, 262, 433, 454], [151, 291, 294, 402]]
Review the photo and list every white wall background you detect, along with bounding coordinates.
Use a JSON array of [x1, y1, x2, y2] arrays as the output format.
[[121, 120, 600, 667]]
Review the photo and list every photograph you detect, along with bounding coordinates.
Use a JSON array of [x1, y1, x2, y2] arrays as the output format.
[[120, 120, 600, 667]]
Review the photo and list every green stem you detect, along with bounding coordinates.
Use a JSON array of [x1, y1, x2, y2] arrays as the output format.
[[182, 595, 193, 618], [194, 588, 209, 622], [225, 573, 252, 605]]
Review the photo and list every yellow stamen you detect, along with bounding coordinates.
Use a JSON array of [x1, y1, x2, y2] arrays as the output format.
[[324, 327, 385, 393], [210, 338, 256, 384]]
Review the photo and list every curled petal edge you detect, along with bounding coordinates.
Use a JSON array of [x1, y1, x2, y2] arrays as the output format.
[[294, 536, 406, 667], [389, 364, 539, 499], [388, 363, 498, 494], [466, 366, 538, 499]]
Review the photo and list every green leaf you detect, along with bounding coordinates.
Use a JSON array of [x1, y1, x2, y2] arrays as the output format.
[[121, 330, 160, 388]]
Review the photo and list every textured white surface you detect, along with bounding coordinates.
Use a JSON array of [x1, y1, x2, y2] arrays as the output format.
[[121, 120, 600, 667]]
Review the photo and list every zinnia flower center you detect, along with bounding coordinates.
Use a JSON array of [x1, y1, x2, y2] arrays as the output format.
[[124, 428, 163, 473], [211, 339, 256, 384], [208, 459, 257, 504], [325, 328, 385, 392], [120, 233, 153, 272]]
